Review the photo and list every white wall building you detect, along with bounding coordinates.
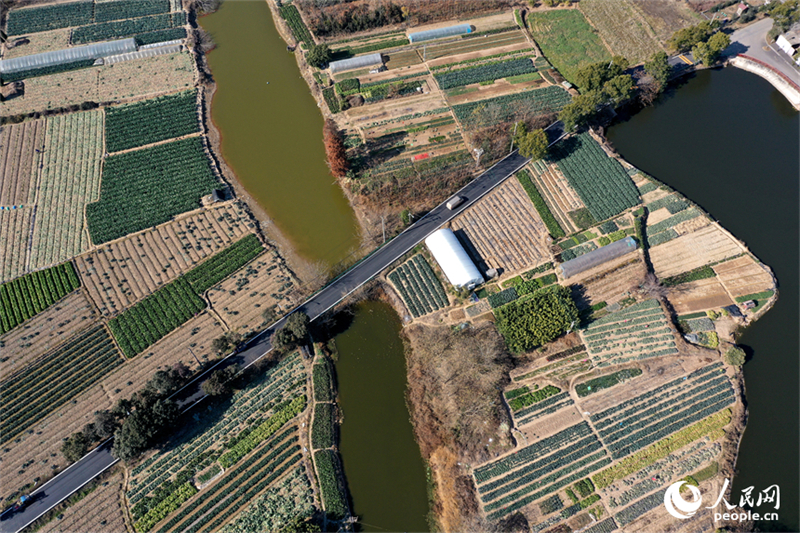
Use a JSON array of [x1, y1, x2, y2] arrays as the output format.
[[424, 228, 484, 288]]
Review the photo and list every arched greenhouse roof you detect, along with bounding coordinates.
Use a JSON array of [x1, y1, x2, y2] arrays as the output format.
[[328, 53, 383, 74], [425, 228, 484, 288], [408, 24, 472, 43], [0, 38, 136, 74], [559, 236, 638, 279]]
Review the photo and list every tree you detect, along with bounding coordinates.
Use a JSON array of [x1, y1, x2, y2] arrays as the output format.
[[691, 42, 712, 67], [692, 32, 730, 67], [273, 312, 310, 349], [667, 21, 718, 52], [644, 51, 671, 91], [305, 44, 331, 69], [559, 92, 602, 131], [94, 410, 119, 439], [211, 335, 230, 354], [770, 0, 800, 32], [281, 515, 321, 533], [602, 75, 635, 105], [82, 423, 99, 443], [323, 119, 349, 177], [574, 56, 629, 93], [62, 432, 89, 463], [706, 31, 731, 58], [517, 128, 549, 160], [146, 369, 180, 396], [201, 365, 240, 396], [724, 346, 746, 367]]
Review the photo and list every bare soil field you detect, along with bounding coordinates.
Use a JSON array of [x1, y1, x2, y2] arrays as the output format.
[[518, 405, 583, 441], [0, 207, 34, 282], [571, 256, 647, 308], [528, 160, 584, 235], [668, 277, 734, 314], [424, 31, 528, 61], [650, 224, 744, 278], [347, 90, 449, 124], [445, 75, 548, 105], [450, 177, 552, 274], [713, 255, 775, 299], [426, 40, 534, 70], [384, 49, 423, 70], [37, 469, 129, 533], [2, 52, 196, 117], [631, 0, 702, 45], [0, 118, 45, 205], [0, 290, 97, 378], [580, 0, 663, 64], [75, 203, 254, 316], [208, 251, 300, 336]]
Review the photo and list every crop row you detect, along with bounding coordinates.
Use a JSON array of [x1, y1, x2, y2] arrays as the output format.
[[153, 432, 299, 533], [561, 493, 601, 519], [513, 390, 570, 416], [661, 265, 716, 287], [311, 402, 336, 450], [583, 518, 618, 533], [105, 90, 199, 152], [133, 482, 197, 533], [183, 234, 263, 293], [591, 363, 725, 426], [0, 59, 96, 84], [561, 241, 598, 262], [86, 136, 218, 245], [108, 277, 205, 358], [220, 395, 307, 467], [387, 255, 447, 317], [6, 1, 93, 34], [313, 359, 333, 402], [646, 194, 690, 215], [279, 5, 313, 45], [517, 396, 575, 426], [434, 57, 537, 90], [0, 262, 80, 334], [575, 368, 642, 397], [0, 325, 122, 444], [314, 450, 348, 519], [431, 49, 535, 71], [583, 310, 665, 339], [452, 86, 571, 129], [488, 287, 518, 309], [647, 228, 678, 247], [95, 0, 170, 23], [549, 133, 639, 221], [508, 385, 560, 411], [585, 299, 660, 328], [322, 88, 340, 114], [71, 12, 185, 44], [474, 422, 592, 483], [614, 487, 666, 526], [646, 207, 701, 235], [135, 26, 186, 45]]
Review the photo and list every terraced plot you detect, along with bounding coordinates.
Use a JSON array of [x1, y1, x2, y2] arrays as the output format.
[[581, 299, 678, 368], [713, 255, 774, 299], [76, 203, 254, 316], [0, 208, 34, 282], [451, 178, 552, 273], [387, 255, 449, 318], [29, 111, 104, 270], [528, 159, 584, 235], [0, 324, 123, 444], [649, 224, 743, 279], [0, 118, 45, 206], [0, 290, 97, 377], [474, 422, 611, 520]]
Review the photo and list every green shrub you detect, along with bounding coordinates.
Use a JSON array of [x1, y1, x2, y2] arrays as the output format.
[[494, 286, 579, 353], [724, 346, 746, 366], [573, 478, 594, 498], [598, 236, 611, 246], [334, 78, 360, 96]]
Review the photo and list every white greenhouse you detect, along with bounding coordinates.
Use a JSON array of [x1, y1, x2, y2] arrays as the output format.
[[408, 24, 472, 44], [425, 228, 484, 288], [0, 38, 136, 75], [328, 53, 383, 74]]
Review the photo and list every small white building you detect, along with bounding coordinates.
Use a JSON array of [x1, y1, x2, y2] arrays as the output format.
[[425, 228, 484, 288], [776, 23, 800, 66]]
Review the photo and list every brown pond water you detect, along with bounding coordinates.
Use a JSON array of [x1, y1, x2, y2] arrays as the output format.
[[200, 1, 361, 268]]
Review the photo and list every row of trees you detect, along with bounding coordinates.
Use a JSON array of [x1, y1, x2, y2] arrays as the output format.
[[323, 119, 350, 177], [559, 56, 635, 130]]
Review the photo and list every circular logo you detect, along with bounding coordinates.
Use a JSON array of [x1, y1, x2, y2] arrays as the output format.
[[664, 481, 703, 519]]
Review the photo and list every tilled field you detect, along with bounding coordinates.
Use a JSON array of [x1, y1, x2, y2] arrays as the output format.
[[0, 118, 45, 206], [713, 255, 775, 299], [528, 160, 583, 235], [450, 178, 552, 273], [667, 277, 734, 315], [649, 225, 743, 278], [75, 203, 254, 316], [0, 207, 34, 282], [37, 469, 128, 533], [571, 257, 646, 308]]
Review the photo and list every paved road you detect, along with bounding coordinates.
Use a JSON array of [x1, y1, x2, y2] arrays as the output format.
[[0, 148, 533, 533], [726, 17, 800, 88]]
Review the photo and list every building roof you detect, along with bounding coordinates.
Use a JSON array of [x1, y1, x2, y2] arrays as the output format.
[[425, 228, 484, 288], [328, 53, 383, 74], [558, 236, 638, 279], [0, 38, 136, 74], [408, 24, 472, 43]]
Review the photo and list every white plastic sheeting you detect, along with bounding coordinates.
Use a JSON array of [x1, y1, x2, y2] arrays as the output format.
[[328, 52, 382, 74], [103, 44, 182, 64], [559, 236, 638, 279], [425, 228, 484, 288], [408, 24, 472, 43], [0, 38, 136, 73], [139, 38, 184, 50]]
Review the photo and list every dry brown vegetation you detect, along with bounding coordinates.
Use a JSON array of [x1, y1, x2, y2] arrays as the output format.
[[0, 207, 34, 282], [0, 118, 44, 205], [650, 224, 743, 278], [37, 469, 129, 533], [631, 0, 702, 44], [75, 203, 254, 316], [404, 322, 515, 530], [324, 119, 349, 177]]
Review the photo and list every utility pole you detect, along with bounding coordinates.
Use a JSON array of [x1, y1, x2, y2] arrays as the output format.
[[381, 216, 386, 243], [473, 147, 484, 167], [188, 347, 201, 366], [510, 121, 519, 154]]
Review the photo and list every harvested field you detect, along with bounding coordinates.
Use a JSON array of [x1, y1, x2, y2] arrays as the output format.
[[668, 277, 734, 314], [631, 0, 701, 45], [37, 469, 128, 533], [450, 178, 552, 273], [650, 225, 743, 278], [571, 257, 646, 308], [384, 49, 423, 69], [1, 52, 195, 117], [0, 208, 34, 282], [713, 255, 775, 299], [207, 250, 299, 336], [580, 0, 663, 64], [526, 8, 611, 84], [2, 29, 73, 59], [423, 31, 529, 61], [75, 203, 254, 316], [0, 290, 97, 377], [0, 118, 45, 206], [29, 110, 104, 270], [528, 159, 583, 235]]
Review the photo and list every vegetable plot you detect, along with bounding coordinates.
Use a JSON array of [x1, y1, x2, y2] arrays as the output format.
[[575, 368, 642, 397], [387, 255, 448, 318], [0, 325, 123, 444], [6, 1, 93, 35], [279, 4, 313, 45], [71, 12, 186, 44], [548, 134, 639, 221], [494, 285, 579, 353], [86, 136, 219, 245], [0, 262, 80, 334], [434, 57, 537, 90], [94, 0, 171, 23], [105, 90, 200, 152], [452, 86, 571, 129]]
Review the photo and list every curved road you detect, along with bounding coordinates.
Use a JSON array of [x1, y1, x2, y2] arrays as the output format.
[[0, 149, 532, 533]]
